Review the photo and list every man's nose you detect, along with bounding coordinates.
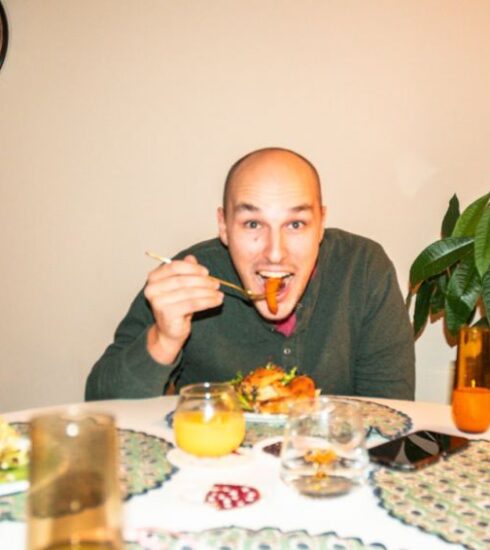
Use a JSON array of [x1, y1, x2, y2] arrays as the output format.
[[264, 228, 286, 263]]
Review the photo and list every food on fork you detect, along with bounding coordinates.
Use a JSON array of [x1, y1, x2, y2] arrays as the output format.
[[264, 277, 282, 313], [230, 362, 317, 414]]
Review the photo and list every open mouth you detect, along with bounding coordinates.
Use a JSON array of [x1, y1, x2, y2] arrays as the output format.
[[256, 271, 293, 294]]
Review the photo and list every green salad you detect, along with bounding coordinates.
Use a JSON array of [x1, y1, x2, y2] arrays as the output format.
[[0, 418, 29, 483]]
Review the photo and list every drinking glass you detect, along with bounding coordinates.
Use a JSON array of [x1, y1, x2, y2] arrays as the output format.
[[173, 382, 245, 457], [452, 326, 490, 433], [280, 397, 368, 497], [27, 410, 122, 550]]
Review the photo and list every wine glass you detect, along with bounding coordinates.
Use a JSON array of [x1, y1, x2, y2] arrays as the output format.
[[280, 397, 368, 496], [173, 382, 246, 457]]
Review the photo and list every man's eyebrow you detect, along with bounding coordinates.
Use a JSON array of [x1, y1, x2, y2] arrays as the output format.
[[233, 203, 314, 214], [290, 204, 314, 213], [234, 202, 259, 213]]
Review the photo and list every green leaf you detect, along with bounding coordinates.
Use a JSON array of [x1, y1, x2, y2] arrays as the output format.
[[236, 392, 254, 411], [445, 299, 475, 336], [482, 270, 490, 322], [282, 366, 298, 385], [409, 237, 473, 287], [444, 255, 481, 335], [441, 194, 460, 238], [413, 280, 434, 337], [429, 273, 448, 315], [474, 206, 490, 278], [0, 465, 28, 484], [228, 370, 244, 386], [452, 191, 490, 237]]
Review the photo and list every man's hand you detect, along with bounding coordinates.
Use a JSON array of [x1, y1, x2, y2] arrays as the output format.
[[144, 255, 223, 364]]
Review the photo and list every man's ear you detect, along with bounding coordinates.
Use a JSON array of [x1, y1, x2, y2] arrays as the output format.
[[320, 205, 327, 241], [217, 207, 229, 246]]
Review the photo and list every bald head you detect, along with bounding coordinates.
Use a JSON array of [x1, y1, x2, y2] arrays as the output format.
[[217, 147, 326, 320], [222, 148, 322, 214]]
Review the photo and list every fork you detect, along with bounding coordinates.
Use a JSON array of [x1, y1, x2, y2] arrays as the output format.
[[145, 251, 265, 301]]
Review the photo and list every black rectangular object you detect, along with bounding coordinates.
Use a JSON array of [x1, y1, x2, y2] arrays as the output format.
[[368, 430, 469, 471]]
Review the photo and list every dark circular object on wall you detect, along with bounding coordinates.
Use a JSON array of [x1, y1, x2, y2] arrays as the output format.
[[0, 1, 8, 71]]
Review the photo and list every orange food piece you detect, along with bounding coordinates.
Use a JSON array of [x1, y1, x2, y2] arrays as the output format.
[[241, 365, 286, 402], [304, 449, 337, 465], [265, 278, 281, 314], [288, 375, 316, 398], [259, 396, 295, 414]]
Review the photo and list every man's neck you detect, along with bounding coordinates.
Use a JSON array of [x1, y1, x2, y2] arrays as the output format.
[[274, 312, 297, 337]]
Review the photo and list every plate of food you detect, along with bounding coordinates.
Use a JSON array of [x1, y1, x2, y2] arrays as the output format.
[[0, 419, 29, 496], [229, 362, 318, 424]]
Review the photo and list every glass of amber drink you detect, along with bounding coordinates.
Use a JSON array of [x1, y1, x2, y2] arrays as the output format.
[[173, 383, 246, 457], [452, 326, 490, 433], [27, 410, 122, 550]]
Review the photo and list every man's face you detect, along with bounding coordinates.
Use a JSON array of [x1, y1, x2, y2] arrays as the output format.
[[217, 152, 326, 321]]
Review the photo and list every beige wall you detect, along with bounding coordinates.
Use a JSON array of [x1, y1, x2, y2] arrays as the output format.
[[1, 0, 489, 412]]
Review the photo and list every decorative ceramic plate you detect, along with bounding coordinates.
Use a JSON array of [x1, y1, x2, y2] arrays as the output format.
[[244, 399, 412, 448], [371, 439, 490, 549], [0, 424, 178, 523], [166, 399, 412, 449], [124, 525, 388, 549], [0, 478, 29, 498]]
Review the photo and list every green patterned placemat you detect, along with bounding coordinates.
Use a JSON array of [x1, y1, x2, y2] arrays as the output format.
[[243, 399, 412, 447], [124, 526, 388, 549], [0, 424, 177, 523], [347, 398, 412, 439], [371, 439, 490, 549]]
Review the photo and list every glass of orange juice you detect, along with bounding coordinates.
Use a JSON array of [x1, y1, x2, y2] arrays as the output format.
[[173, 382, 246, 457], [452, 326, 490, 433]]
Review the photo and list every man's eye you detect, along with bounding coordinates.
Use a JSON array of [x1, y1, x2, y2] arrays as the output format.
[[245, 220, 260, 229], [289, 221, 306, 230]]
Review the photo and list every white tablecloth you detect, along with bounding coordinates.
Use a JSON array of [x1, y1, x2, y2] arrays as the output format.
[[1, 396, 489, 550]]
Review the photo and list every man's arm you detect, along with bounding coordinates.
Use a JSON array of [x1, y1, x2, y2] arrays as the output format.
[[353, 252, 416, 400], [85, 290, 178, 400], [85, 255, 224, 401]]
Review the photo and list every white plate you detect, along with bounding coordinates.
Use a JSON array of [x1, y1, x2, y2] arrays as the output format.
[[0, 479, 29, 497], [244, 412, 287, 424]]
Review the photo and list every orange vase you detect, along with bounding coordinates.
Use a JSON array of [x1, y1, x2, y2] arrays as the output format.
[[451, 326, 490, 433]]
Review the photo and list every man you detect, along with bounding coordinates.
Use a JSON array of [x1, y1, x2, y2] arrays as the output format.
[[85, 148, 415, 400]]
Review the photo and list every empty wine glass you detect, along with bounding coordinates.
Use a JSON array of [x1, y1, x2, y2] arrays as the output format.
[[280, 397, 368, 497]]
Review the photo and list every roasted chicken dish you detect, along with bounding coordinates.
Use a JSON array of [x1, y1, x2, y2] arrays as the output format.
[[230, 362, 317, 414]]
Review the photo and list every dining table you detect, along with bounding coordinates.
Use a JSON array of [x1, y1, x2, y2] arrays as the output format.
[[1, 395, 489, 550]]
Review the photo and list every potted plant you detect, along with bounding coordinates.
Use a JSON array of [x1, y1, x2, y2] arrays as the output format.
[[406, 191, 490, 342]]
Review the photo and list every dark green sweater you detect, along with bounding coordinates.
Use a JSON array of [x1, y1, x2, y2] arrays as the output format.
[[85, 229, 415, 401]]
